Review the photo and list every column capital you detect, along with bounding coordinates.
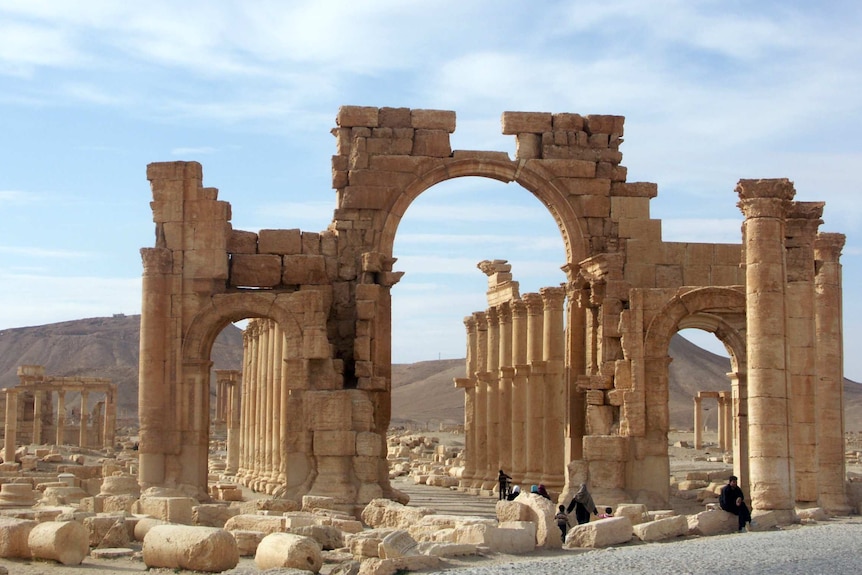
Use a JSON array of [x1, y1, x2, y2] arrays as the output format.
[[539, 285, 566, 310], [522, 292, 543, 315], [511, 299, 527, 319], [472, 311, 487, 330], [786, 201, 824, 243], [496, 302, 511, 325], [735, 178, 795, 219], [463, 315, 478, 332], [814, 232, 846, 262], [484, 306, 498, 325], [140, 247, 173, 275]]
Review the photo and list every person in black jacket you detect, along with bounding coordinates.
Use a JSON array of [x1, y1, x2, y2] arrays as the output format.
[[566, 483, 598, 524], [719, 475, 752, 532], [497, 469, 512, 500]]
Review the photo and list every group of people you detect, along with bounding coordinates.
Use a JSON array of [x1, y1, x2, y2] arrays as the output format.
[[500, 469, 754, 542]]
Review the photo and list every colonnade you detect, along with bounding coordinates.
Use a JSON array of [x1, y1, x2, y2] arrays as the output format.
[[235, 318, 290, 494], [214, 370, 242, 475], [692, 391, 731, 451], [456, 275, 567, 493], [2, 365, 117, 456]]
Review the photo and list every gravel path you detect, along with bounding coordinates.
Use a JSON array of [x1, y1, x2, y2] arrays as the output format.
[[443, 519, 862, 575]]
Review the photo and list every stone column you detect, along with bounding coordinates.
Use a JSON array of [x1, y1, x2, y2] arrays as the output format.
[[238, 329, 252, 480], [32, 391, 43, 445], [56, 390, 66, 446], [693, 395, 703, 449], [510, 300, 528, 482], [541, 286, 566, 490], [253, 320, 266, 488], [484, 307, 499, 486], [277, 329, 289, 487], [785, 202, 823, 502], [730, 371, 750, 489], [137, 247, 173, 488], [459, 315, 479, 487], [522, 293, 544, 487], [104, 389, 117, 449], [455, 377, 477, 490], [473, 312, 488, 489], [79, 391, 89, 448], [720, 392, 733, 454], [563, 277, 587, 463], [4, 389, 18, 461], [93, 402, 104, 448], [716, 395, 725, 452], [226, 374, 241, 475], [262, 320, 276, 492], [736, 178, 795, 513], [497, 303, 513, 477], [814, 233, 850, 513]]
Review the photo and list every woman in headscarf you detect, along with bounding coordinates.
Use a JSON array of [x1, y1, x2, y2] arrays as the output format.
[[507, 485, 521, 501], [536, 484, 552, 500], [566, 483, 598, 524]]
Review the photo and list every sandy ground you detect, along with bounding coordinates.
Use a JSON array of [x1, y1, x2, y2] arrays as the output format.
[[0, 429, 859, 575]]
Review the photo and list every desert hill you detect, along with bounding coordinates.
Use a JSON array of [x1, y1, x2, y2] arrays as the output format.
[[0, 314, 858, 431]]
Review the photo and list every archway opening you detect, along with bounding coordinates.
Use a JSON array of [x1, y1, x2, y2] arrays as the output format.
[[388, 175, 568, 495]]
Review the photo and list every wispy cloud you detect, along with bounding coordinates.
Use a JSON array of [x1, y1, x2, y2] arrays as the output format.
[[171, 146, 217, 156]]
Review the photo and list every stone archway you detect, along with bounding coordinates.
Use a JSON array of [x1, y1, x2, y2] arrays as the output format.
[[139, 107, 848, 518]]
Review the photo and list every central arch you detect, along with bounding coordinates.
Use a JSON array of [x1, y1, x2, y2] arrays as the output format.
[[378, 158, 589, 271]]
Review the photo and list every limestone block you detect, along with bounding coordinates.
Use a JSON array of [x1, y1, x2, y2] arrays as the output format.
[[223, 514, 286, 535], [136, 496, 195, 525], [632, 514, 688, 542], [378, 529, 419, 558], [284, 512, 318, 529], [40, 486, 89, 506], [361, 498, 435, 529], [412, 129, 451, 157], [99, 475, 140, 497], [583, 435, 628, 461], [586, 405, 614, 435], [349, 535, 384, 558], [494, 521, 537, 554], [0, 516, 36, 558], [192, 503, 239, 527], [292, 524, 344, 551], [314, 430, 357, 457], [283, 254, 329, 285], [337, 106, 379, 128], [502, 112, 552, 134], [796, 507, 829, 522], [255, 532, 323, 572], [83, 515, 126, 547], [615, 503, 650, 526], [686, 509, 738, 536], [227, 229, 258, 254], [359, 556, 441, 575], [356, 432, 383, 457], [585, 114, 624, 135], [0, 483, 37, 507], [230, 253, 282, 287], [495, 499, 531, 522], [28, 520, 89, 566], [408, 514, 494, 542], [143, 525, 238, 573], [232, 529, 265, 556], [102, 494, 137, 513], [417, 541, 477, 557], [564, 516, 632, 548], [257, 228, 301, 254], [411, 109, 456, 132], [516, 493, 559, 549], [302, 495, 339, 513], [95, 518, 131, 549]]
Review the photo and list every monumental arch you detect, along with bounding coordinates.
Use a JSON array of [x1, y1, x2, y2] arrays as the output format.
[[139, 106, 848, 518]]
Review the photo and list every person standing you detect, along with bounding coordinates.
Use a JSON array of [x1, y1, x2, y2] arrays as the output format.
[[554, 504, 571, 542], [719, 475, 753, 532], [497, 469, 512, 501], [566, 483, 598, 524]]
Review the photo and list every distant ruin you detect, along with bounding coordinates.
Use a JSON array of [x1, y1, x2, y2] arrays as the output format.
[[138, 107, 848, 520]]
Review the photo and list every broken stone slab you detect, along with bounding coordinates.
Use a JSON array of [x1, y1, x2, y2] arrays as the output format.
[[134, 495, 195, 524], [515, 492, 559, 549], [193, 503, 239, 527], [378, 529, 419, 558], [407, 513, 495, 541], [564, 516, 633, 548], [495, 499, 532, 522], [99, 474, 140, 497], [632, 514, 688, 542], [686, 508, 738, 535], [291, 524, 345, 550], [360, 498, 435, 529], [614, 503, 650, 525], [0, 516, 36, 558], [143, 524, 239, 573], [232, 529, 265, 556], [28, 520, 90, 565], [359, 555, 441, 575], [255, 532, 323, 573], [224, 513, 286, 534], [90, 547, 135, 559]]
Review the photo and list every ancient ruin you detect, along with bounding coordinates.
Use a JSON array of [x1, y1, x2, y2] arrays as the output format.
[[1, 365, 117, 456], [137, 106, 849, 523]]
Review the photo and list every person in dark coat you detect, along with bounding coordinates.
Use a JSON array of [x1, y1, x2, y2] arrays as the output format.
[[719, 475, 752, 532], [566, 483, 598, 524], [497, 469, 512, 500]]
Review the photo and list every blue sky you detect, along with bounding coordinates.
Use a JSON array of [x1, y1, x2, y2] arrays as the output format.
[[0, 1, 860, 380]]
